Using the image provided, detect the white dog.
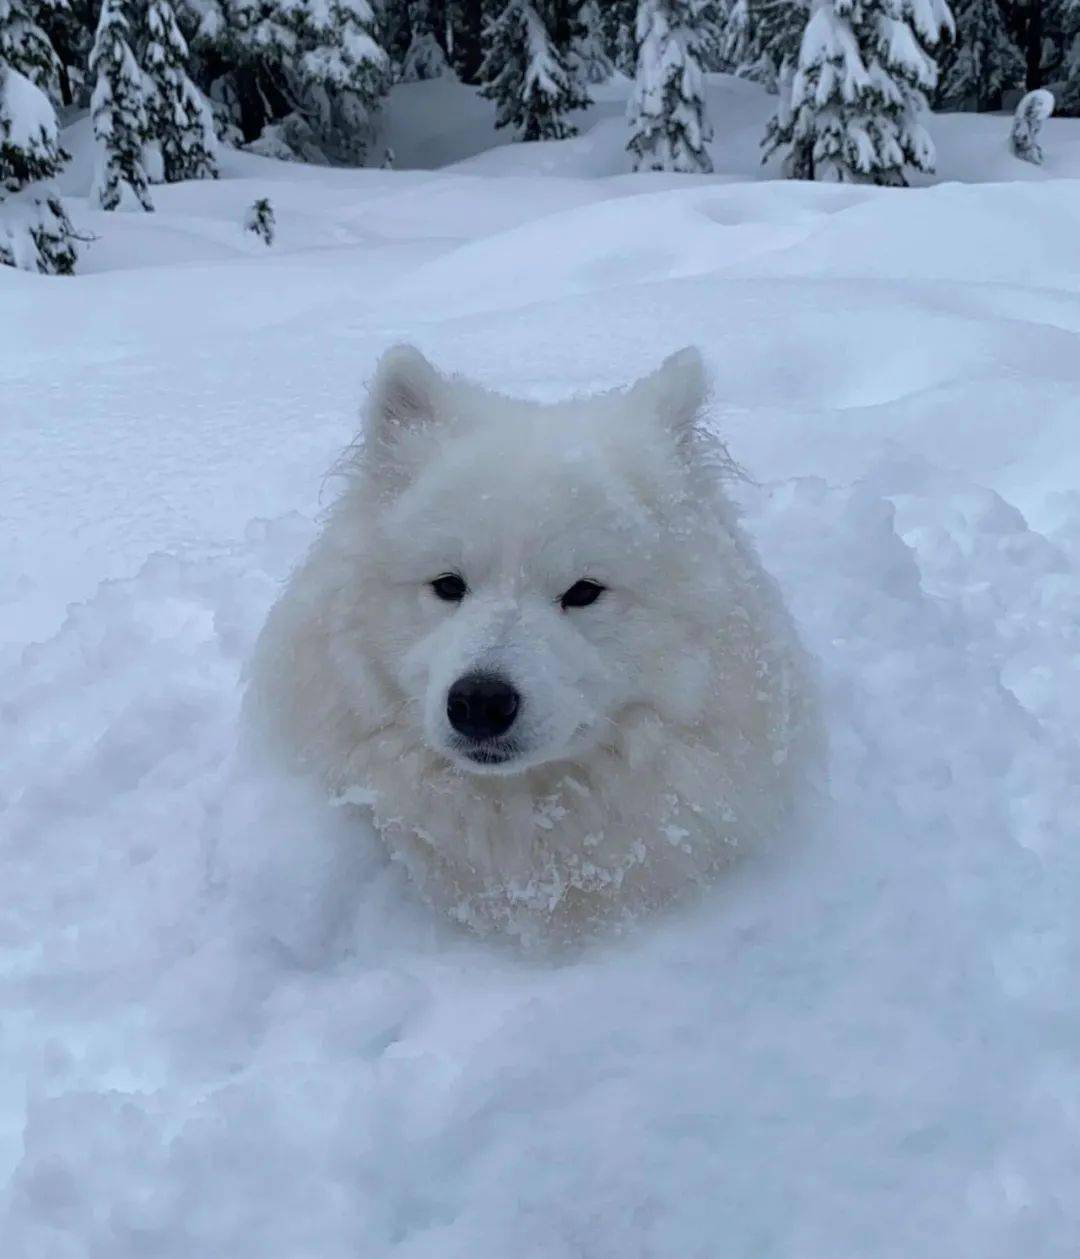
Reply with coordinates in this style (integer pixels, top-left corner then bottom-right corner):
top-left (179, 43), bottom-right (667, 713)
top-left (246, 346), bottom-right (820, 941)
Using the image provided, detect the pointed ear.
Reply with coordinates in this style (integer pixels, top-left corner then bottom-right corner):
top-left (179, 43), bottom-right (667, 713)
top-left (364, 345), bottom-right (444, 484)
top-left (368, 344), bottom-right (441, 438)
top-left (632, 347), bottom-right (709, 458)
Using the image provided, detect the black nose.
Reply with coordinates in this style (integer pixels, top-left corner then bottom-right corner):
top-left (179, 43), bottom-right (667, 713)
top-left (446, 673), bottom-right (520, 740)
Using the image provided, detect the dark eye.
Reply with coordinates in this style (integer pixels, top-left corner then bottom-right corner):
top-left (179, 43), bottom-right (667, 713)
top-left (431, 573), bottom-right (467, 602)
top-left (560, 579), bottom-right (605, 610)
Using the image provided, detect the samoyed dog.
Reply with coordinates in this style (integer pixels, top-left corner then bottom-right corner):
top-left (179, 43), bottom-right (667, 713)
top-left (246, 346), bottom-right (820, 941)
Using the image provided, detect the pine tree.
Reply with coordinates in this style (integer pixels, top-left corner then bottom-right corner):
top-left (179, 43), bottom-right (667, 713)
top-left (1058, 0), bottom-right (1080, 113)
top-left (300, 0), bottom-right (389, 161)
top-left (401, 0), bottom-right (454, 80)
top-left (600, 0), bottom-right (639, 72)
top-left (937, 0), bottom-right (1022, 109)
top-left (691, 0), bottom-right (728, 69)
top-left (401, 28), bottom-right (453, 78)
top-left (453, 0), bottom-right (490, 81)
top-left (740, 0), bottom-right (810, 85)
top-left (0, 62), bottom-right (78, 272)
top-left (0, 0), bottom-right (64, 98)
top-left (143, 0), bottom-right (218, 182)
top-left (763, 0), bottom-right (953, 185)
top-left (572, 0), bottom-right (616, 81)
top-left (89, 0), bottom-right (154, 209)
top-left (244, 194), bottom-right (274, 242)
top-left (480, 1), bottom-right (590, 140)
top-left (375, 0), bottom-right (413, 68)
top-left (196, 0), bottom-right (388, 163)
top-left (1010, 86), bottom-right (1053, 159)
top-left (627, 0), bottom-right (714, 173)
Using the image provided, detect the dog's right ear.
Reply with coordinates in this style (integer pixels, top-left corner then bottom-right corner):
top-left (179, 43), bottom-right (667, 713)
top-left (364, 345), bottom-right (444, 485)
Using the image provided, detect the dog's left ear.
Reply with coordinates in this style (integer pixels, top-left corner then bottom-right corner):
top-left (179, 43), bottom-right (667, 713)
top-left (633, 346), bottom-right (709, 460)
top-left (364, 344), bottom-right (444, 485)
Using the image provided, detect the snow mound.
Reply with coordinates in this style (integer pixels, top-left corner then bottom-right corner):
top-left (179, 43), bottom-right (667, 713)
top-left (3, 461), bottom-right (1079, 1256)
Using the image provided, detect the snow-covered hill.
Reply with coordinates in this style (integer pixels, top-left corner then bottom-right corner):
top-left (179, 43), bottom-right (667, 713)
top-left (3, 75), bottom-right (1079, 1256)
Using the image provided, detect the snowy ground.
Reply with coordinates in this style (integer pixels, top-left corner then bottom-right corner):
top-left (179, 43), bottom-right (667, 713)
top-left (3, 75), bottom-right (1080, 1256)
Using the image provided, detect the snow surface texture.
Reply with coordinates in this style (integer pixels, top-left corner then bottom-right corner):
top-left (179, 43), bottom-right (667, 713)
top-left (3, 74), bottom-right (1080, 1255)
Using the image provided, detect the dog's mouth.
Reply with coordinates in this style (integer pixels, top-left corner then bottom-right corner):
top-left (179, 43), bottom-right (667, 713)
top-left (447, 737), bottom-right (524, 774)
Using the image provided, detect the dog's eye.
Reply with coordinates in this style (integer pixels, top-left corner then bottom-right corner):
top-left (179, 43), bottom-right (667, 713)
top-left (560, 579), bottom-right (605, 610)
top-left (431, 573), bottom-right (467, 602)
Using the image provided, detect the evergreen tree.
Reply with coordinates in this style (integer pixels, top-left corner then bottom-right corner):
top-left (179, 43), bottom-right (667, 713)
top-left (453, 0), bottom-right (489, 81)
top-left (144, 0), bottom-right (217, 182)
top-left (691, 0), bottom-right (728, 69)
top-left (195, 0), bottom-right (388, 163)
top-left (0, 62), bottom-right (78, 272)
top-left (600, 0), bottom-right (640, 72)
top-left (90, 0), bottom-right (154, 209)
top-left (401, 28), bottom-right (453, 78)
top-left (401, 0), bottom-right (454, 80)
top-left (244, 194), bottom-right (274, 242)
top-left (937, 0), bottom-right (1022, 108)
top-left (0, 0), bottom-right (64, 98)
top-left (375, 0), bottom-right (413, 69)
top-left (1058, 0), bottom-right (1080, 112)
top-left (1004, 0), bottom-right (1068, 90)
top-left (627, 0), bottom-right (714, 173)
top-left (36, 0), bottom-right (93, 109)
top-left (763, 0), bottom-right (953, 185)
top-left (572, 0), bottom-right (615, 80)
top-left (1010, 85), bottom-right (1053, 159)
top-left (740, 0), bottom-right (810, 84)
top-left (480, 0), bottom-right (590, 140)
top-left (300, 0), bottom-right (389, 160)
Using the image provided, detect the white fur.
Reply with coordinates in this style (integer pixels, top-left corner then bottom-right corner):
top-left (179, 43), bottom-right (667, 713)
top-left (245, 347), bottom-right (821, 942)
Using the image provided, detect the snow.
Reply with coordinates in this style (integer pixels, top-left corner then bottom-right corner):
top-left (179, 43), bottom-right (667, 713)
top-left (0, 64), bottom-right (58, 152)
top-left (4, 72), bottom-right (1080, 1255)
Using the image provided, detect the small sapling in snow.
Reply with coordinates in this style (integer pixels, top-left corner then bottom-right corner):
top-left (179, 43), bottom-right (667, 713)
top-left (245, 197), bottom-right (275, 246)
top-left (1011, 90), bottom-right (1054, 165)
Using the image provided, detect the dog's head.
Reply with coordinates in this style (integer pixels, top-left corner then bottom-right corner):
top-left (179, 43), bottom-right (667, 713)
top-left (350, 345), bottom-right (731, 777)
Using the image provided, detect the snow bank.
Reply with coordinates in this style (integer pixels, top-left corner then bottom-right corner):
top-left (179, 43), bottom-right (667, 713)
top-left (4, 462), bottom-right (1079, 1257)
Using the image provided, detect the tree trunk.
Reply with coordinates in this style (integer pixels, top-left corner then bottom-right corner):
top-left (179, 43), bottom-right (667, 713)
top-left (430, 0), bottom-right (449, 53)
top-left (454, 0), bottom-right (486, 83)
top-left (1023, 0), bottom-right (1043, 90)
top-left (232, 64), bottom-right (292, 143)
top-left (550, 0), bottom-right (573, 48)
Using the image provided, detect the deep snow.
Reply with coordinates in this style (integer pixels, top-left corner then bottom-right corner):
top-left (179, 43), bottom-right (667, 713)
top-left (2, 74), bottom-right (1080, 1256)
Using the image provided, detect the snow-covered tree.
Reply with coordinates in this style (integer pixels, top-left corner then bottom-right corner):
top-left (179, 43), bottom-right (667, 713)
top-left (400, 0), bottom-right (454, 79)
top-left (0, 62), bottom-right (78, 272)
top-left (763, 0), bottom-right (954, 185)
top-left (193, 0), bottom-right (388, 163)
top-left (738, 0), bottom-right (810, 84)
top-left (1059, 0), bottom-right (1080, 113)
top-left (572, 1), bottom-right (616, 81)
top-left (300, 0), bottom-right (388, 160)
top-left (244, 194), bottom-right (274, 242)
top-left (627, 0), bottom-right (714, 173)
top-left (89, 0), bottom-right (154, 209)
top-left (480, 0), bottom-right (590, 140)
top-left (937, 0), bottom-right (1022, 108)
top-left (1010, 86), bottom-right (1053, 160)
top-left (143, 0), bottom-right (218, 182)
top-left (0, 0), bottom-right (64, 98)
top-left (600, 0), bottom-right (638, 72)
top-left (451, 0), bottom-right (491, 81)
top-left (690, 0), bottom-right (730, 69)
top-left (401, 28), bottom-right (453, 79)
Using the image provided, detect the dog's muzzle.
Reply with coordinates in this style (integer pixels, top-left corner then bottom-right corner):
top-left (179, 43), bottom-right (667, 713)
top-left (446, 672), bottom-right (521, 767)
